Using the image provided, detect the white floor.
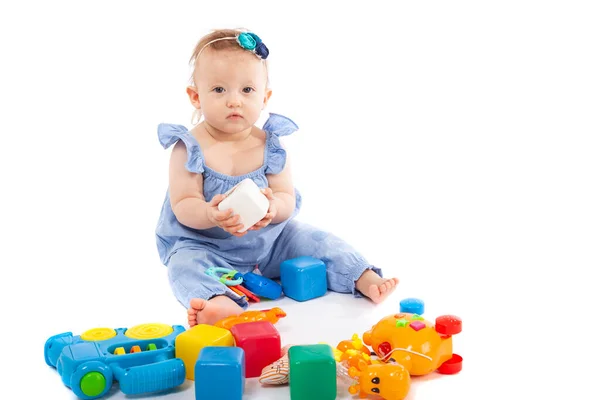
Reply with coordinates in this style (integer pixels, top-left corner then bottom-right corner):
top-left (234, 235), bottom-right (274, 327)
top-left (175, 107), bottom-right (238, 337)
top-left (34, 289), bottom-right (474, 400)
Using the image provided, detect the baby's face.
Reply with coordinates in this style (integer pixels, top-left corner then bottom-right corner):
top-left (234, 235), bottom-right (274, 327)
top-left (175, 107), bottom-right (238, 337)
top-left (193, 48), bottom-right (270, 134)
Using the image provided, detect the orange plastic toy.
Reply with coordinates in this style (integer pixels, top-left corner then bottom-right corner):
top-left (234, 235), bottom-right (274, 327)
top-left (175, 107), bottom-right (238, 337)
top-left (363, 313), bottom-right (462, 376)
top-left (214, 307), bottom-right (287, 330)
top-left (333, 334), bottom-right (372, 371)
top-left (348, 361), bottom-right (411, 400)
top-left (337, 333), bottom-right (371, 356)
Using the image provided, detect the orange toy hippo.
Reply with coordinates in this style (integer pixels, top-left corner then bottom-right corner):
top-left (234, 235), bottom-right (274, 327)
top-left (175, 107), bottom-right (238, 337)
top-left (214, 307), bottom-right (287, 330)
top-left (348, 361), bottom-right (411, 400)
top-left (363, 313), bottom-right (463, 376)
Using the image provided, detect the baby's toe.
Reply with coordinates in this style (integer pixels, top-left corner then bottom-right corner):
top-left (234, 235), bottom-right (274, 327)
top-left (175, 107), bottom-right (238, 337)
top-left (189, 298), bottom-right (207, 311)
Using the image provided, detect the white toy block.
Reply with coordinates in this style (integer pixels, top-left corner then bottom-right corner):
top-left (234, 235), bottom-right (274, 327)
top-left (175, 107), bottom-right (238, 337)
top-left (218, 178), bottom-right (270, 232)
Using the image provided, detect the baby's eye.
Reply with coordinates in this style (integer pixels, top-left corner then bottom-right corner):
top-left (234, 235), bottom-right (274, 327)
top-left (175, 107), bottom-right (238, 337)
top-left (213, 87), bottom-right (225, 93)
top-left (242, 87), bottom-right (254, 93)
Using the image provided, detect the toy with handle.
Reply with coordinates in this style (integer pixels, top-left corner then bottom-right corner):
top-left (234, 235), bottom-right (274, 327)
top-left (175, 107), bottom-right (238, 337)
top-left (44, 323), bottom-right (186, 399)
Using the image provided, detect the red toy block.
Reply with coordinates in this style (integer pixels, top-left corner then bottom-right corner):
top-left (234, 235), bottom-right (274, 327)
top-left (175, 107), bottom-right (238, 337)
top-left (230, 321), bottom-right (281, 378)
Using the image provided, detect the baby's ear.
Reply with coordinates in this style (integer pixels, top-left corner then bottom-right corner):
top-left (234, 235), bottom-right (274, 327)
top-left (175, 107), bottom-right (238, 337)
top-left (262, 88), bottom-right (273, 109)
top-left (186, 86), bottom-right (201, 109)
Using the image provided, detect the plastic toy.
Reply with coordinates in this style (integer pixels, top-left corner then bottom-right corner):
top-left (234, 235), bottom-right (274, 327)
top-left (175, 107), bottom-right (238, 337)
top-left (206, 266), bottom-right (243, 286)
top-left (362, 312), bottom-right (463, 376)
top-left (289, 344), bottom-right (337, 400)
top-left (230, 321), bottom-right (281, 378)
top-left (348, 362), bottom-right (411, 400)
top-left (332, 334), bottom-right (382, 394)
top-left (399, 297), bottom-right (424, 315)
top-left (205, 266), bottom-right (261, 302)
top-left (217, 177), bottom-right (269, 232)
top-left (259, 344), bottom-right (292, 385)
top-left (280, 256), bottom-right (327, 301)
top-left (214, 307), bottom-right (287, 330)
top-left (336, 333), bottom-right (371, 356)
top-left (242, 271), bottom-right (283, 299)
top-left (327, 300), bottom-right (463, 399)
top-left (175, 323), bottom-right (234, 380)
top-left (195, 346), bottom-right (245, 400)
top-left (44, 323), bottom-right (186, 400)
top-left (259, 334), bottom-right (372, 388)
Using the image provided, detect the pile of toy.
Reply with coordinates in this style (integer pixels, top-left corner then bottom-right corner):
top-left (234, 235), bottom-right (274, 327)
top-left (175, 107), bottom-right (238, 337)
top-left (44, 257), bottom-right (463, 400)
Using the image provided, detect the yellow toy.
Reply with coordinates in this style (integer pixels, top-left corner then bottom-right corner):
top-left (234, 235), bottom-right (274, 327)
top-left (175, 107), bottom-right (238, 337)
top-left (336, 333), bottom-right (371, 355)
top-left (175, 324), bottom-right (234, 380)
top-left (333, 334), bottom-right (373, 371)
top-left (363, 313), bottom-right (463, 376)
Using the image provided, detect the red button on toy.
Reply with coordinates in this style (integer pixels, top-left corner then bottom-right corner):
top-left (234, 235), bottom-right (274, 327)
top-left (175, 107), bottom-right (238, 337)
top-left (437, 353), bottom-right (463, 374)
top-left (435, 315), bottom-right (462, 336)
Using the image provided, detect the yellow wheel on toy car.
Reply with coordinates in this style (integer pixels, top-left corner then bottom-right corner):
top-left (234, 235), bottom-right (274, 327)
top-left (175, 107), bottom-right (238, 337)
top-left (81, 328), bottom-right (117, 342)
top-left (125, 323), bottom-right (173, 339)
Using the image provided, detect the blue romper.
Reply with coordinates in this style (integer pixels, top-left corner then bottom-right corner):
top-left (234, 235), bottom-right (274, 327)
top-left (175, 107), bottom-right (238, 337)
top-left (155, 113), bottom-right (382, 309)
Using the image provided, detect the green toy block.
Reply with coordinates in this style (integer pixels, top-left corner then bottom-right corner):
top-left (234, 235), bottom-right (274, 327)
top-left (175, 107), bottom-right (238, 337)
top-left (288, 344), bottom-right (336, 400)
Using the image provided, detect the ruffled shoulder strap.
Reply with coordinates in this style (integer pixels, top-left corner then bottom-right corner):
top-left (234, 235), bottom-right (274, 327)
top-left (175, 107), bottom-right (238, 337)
top-left (263, 113), bottom-right (298, 175)
top-left (262, 113), bottom-right (299, 137)
top-left (157, 123), bottom-right (204, 174)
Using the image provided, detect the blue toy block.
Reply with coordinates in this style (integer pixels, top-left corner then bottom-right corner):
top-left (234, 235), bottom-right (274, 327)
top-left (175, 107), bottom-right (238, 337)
top-left (195, 346), bottom-right (245, 400)
top-left (400, 297), bottom-right (425, 315)
top-left (280, 256), bottom-right (327, 302)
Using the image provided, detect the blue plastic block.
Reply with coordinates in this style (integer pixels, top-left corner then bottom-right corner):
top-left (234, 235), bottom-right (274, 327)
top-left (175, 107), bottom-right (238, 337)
top-left (280, 256), bottom-right (327, 302)
top-left (195, 346), bottom-right (245, 400)
top-left (400, 298), bottom-right (425, 315)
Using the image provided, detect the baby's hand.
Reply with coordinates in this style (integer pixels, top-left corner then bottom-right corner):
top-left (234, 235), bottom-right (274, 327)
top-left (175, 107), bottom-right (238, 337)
top-left (248, 188), bottom-right (278, 232)
top-left (206, 194), bottom-right (247, 237)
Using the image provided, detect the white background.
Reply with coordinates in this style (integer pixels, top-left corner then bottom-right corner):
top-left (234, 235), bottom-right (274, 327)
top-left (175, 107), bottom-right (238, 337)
top-left (1, 1), bottom-right (599, 399)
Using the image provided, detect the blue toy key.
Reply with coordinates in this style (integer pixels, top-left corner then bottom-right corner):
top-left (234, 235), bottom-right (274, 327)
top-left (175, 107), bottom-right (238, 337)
top-left (242, 272), bottom-right (282, 300)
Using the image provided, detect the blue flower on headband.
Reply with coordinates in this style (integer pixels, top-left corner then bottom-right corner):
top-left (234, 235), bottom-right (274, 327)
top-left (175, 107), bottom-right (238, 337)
top-left (236, 32), bottom-right (269, 59)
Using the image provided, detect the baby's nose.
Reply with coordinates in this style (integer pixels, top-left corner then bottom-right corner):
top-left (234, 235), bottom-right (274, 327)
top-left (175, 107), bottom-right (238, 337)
top-left (227, 93), bottom-right (242, 107)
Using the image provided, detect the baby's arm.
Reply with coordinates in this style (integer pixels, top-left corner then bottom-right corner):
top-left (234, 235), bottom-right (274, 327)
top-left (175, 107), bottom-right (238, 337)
top-left (266, 150), bottom-right (296, 224)
top-left (168, 141), bottom-right (215, 229)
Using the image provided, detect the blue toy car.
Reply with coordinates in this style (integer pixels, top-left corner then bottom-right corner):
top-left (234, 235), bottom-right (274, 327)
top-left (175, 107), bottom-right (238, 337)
top-left (44, 323), bottom-right (186, 399)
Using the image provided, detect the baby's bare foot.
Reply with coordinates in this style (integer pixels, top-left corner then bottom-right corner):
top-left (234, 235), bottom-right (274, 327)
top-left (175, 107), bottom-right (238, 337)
top-left (356, 269), bottom-right (400, 304)
top-left (367, 277), bottom-right (400, 304)
top-left (187, 296), bottom-right (244, 327)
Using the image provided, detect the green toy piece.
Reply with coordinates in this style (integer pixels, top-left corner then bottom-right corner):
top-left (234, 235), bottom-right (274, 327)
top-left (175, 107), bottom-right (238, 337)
top-left (288, 344), bottom-right (336, 400)
top-left (80, 372), bottom-right (106, 397)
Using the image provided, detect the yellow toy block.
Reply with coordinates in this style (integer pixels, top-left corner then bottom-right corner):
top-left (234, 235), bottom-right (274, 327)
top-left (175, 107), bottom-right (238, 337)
top-left (175, 324), bottom-right (234, 380)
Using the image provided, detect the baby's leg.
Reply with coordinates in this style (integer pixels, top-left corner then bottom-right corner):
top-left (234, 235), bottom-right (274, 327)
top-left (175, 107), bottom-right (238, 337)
top-left (167, 247), bottom-right (250, 326)
top-left (261, 220), bottom-right (398, 303)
